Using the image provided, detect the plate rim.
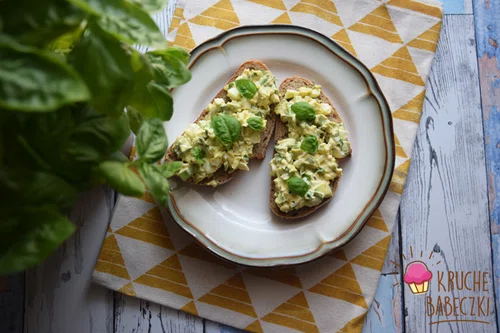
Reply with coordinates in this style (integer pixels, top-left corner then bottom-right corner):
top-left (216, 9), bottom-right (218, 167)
top-left (165, 24), bottom-right (396, 267)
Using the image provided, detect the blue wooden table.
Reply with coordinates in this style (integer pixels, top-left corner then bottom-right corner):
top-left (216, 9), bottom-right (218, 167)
top-left (1, 1), bottom-right (499, 332)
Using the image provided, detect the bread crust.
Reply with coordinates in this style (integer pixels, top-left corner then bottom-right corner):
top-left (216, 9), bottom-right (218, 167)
top-left (270, 77), bottom-right (352, 219)
top-left (165, 61), bottom-right (277, 186)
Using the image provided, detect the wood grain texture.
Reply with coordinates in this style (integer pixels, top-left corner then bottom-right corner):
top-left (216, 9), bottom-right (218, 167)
top-left (114, 294), bottom-right (203, 333)
top-left (473, 0), bottom-right (500, 329)
top-left (0, 274), bottom-right (24, 333)
top-left (400, 14), bottom-right (497, 333)
top-left (24, 186), bottom-right (115, 333)
top-left (363, 274), bottom-right (403, 333)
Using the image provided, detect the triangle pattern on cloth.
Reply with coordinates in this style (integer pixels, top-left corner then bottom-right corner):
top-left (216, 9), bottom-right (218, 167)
top-left (348, 5), bottom-right (402, 44)
top-left (365, 209), bottom-right (389, 232)
top-left (180, 301), bottom-right (199, 316)
top-left (198, 274), bottom-right (258, 318)
top-left (261, 292), bottom-right (319, 333)
top-left (387, 0), bottom-right (442, 19)
top-left (134, 254), bottom-right (193, 299)
top-left (245, 267), bottom-right (302, 288)
top-left (331, 249), bottom-right (348, 261)
top-left (389, 159), bottom-right (411, 195)
top-left (395, 134), bottom-right (408, 159)
top-left (408, 22), bottom-right (441, 52)
top-left (178, 242), bottom-right (236, 269)
top-left (290, 0), bottom-right (342, 26)
top-left (245, 320), bottom-right (264, 333)
top-left (232, 0), bottom-right (286, 25)
top-left (172, 22), bottom-right (196, 51)
top-left (114, 206), bottom-right (174, 250)
top-left (94, 234), bottom-right (131, 280)
top-left (189, 0), bottom-right (240, 31)
top-left (333, 0), bottom-right (379, 28)
top-left (308, 263), bottom-right (368, 309)
top-left (118, 282), bottom-right (136, 297)
top-left (338, 313), bottom-right (366, 333)
top-left (272, 12), bottom-right (292, 24)
top-left (332, 29), bottom-right (357, 57)
top-left (168, 7), bottom-right (185, 33)
top-left (351, 236), bottom-right (391, 271)
top-left (393, 90), bottom-right (425, 123)
top-left (371, 46), bottom-right (425, 86)
top-left (248, 0), bottom-right (287, 11)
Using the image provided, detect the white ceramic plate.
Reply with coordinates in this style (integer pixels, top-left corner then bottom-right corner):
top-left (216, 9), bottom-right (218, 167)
top-left (165, 25), bottom-right (395, 267)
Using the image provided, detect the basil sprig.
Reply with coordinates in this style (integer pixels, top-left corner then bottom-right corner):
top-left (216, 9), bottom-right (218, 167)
top-left (211, 115), bottom-right (241, 149)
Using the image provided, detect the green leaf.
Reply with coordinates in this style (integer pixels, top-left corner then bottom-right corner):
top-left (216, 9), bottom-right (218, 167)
top-left (235, 79), bottom-right (257, 99)
top-left (163, 46), bottom-right (190, 65)
top-left (291, 102), bottom-right (316, 122)
top-left (0, 169), bottom-right (78, 211)
top-left (287, 176), bottom-right (310, 197)
top-left (0, 208), bottom-right (75, 274)
top-left (247, 117), bottom-right (264, 131)
top-left (147, 82), bottom-right (174, 120)
top-left (0, 38), bottom-right (90, 112)
top-left (68, 0), bottom-right (165, 47)
top-left (146, 50), bottom-right (192, 88)
top-left (160, 161), bottom-right (183, 178)
top-left (47, 23), bottom-right (87, 55)
top-left (139, 163), bottom-right (170, 205)
top-left (107, 151), bottom-right (129, 163)
top-left (211, 115), bottom-right (241, 149)
top-left (126, 106), bottom-right (145, 135)
top-left (98, 161), bottom-right (145, 196)
top-left (301, 135), bottom-right (318, 154)
top-left (66, 107), bottom-right (130, 164)
top-left (129, 0), bottom-right (169, 12)
top-left (136, 118), bottom-right (168, 163)
top-left (192, 147), bottom-right (205, 164)
top-left (69, 25), bottom-right (135, 116)
top-left (0, 0), bottom-right (86, 47)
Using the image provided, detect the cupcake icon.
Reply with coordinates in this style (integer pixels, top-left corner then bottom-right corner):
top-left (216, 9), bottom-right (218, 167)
top-left (404, 261), bottom-right (432, 294)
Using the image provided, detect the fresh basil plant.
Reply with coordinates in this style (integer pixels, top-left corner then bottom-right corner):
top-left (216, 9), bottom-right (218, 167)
top-left (0, 0), bottom-right (191, 274)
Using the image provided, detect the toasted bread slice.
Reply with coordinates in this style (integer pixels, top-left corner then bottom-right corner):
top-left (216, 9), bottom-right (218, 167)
top-left (166, 60), bottom-right (277, 186)
top-left (270, 77), bottom-right (352, 219)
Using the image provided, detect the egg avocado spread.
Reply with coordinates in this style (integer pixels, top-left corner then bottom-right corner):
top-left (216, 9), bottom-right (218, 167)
top-left (172, 69), bottom-right (280, 187)
top-left (270, 85), bottom-right (351, 213)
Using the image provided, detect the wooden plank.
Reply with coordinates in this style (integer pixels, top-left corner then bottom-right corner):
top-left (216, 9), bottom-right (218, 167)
top-left (24, 186), bottom-right (115, 333)
top-left (114, 294), bottom-right (203, 333)
top-left (400, 14), bottom-right (497, 332)
top-left (0, 274), bottom-right (24, 333)
top-left (363, 274), bottom-right (404, 333)
top-left (473, 0), bottom-right (500, 329)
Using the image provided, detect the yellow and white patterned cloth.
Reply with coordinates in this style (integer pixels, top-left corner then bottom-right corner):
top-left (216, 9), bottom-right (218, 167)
top-left (92, 0), bottom-right (443, 332)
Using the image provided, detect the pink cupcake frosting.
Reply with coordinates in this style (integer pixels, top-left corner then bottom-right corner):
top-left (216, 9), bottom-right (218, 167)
top-left (404, 261), bottom-right (432, 284)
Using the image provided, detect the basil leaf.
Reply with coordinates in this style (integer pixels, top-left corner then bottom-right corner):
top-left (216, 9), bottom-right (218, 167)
top-left (0, 0), bottom-right (85, 47)
top-left (0, 38), bottom-right (90, 112)
top-left (66, 106), bottom-right (130, 163)
top-left (235, 79), bottom-right (257, 99)
top-left (139, 164), bottom-right (169, 206)
top-left (160, 161), bottom-right (183, 178)
top-left (130, 0), bottom-right (169, 12)
top-left (136, 118), bottom-right (168, 163)
top-left (211, 115), bottom-right (241, 149)
top-left (192, 147), bottom-right (205, 164)
top-left (0, 169), bottom-right (78, 211)
top-left (147, 82), bottom-right (174, 120)
top-left (70, 25), bottom-right (135, 116)
top-left (98, 161), bottom-right (145, 196)
top-left (287, 176), bottom-right (310, 197)
top-left (163, 46), bottom-right (190, 65)
top-left (301, 135), bottom-right (318, 154)
top-left (126, 106), bottom-right (144, 135)
top-left (291, 102), bottom-right (316, 122)
top-left (247, 117), bottom-right (264, 131)
top-left (146, 50), bottom-right (191, 89)
top-left (107, 151), bottom-right (129, 163)
top-left (68, 0), bottom-right (165, 47)
top-left (0, 208), bottom-right (75, 274)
